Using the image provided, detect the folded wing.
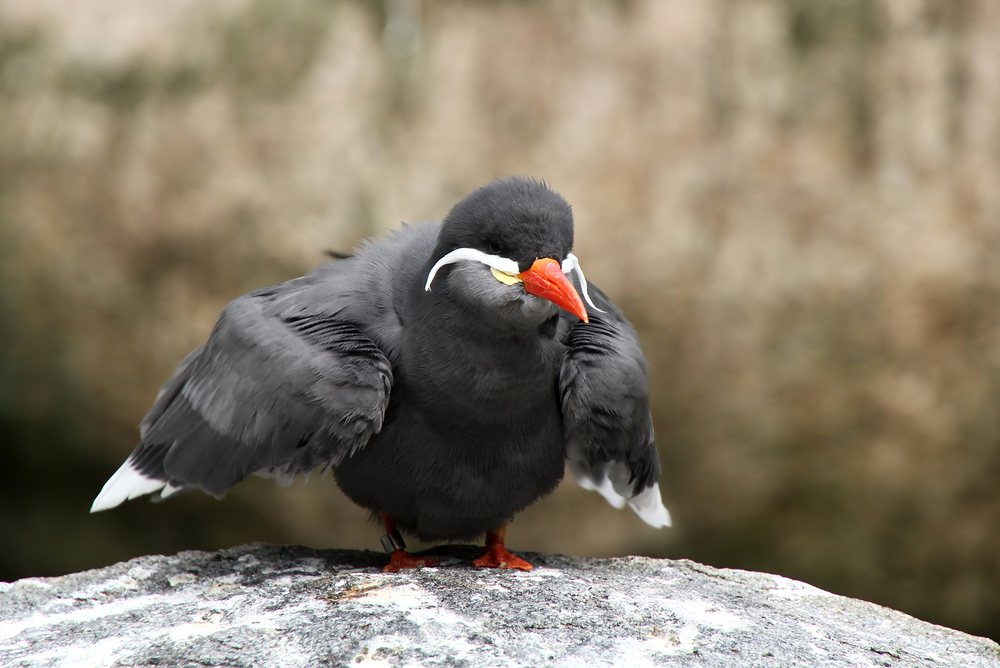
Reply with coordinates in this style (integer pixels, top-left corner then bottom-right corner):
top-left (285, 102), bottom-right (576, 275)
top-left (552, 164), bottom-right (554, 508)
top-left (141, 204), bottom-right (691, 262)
top-left (559, 287), bottom-right (671, 528)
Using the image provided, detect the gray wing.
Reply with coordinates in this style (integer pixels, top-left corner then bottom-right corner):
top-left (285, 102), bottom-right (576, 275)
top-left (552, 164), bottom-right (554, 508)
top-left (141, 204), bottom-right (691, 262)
top-left (91, 279), bottom-right (392, 510)
top-left (559, 284), bottom-right (671, 527)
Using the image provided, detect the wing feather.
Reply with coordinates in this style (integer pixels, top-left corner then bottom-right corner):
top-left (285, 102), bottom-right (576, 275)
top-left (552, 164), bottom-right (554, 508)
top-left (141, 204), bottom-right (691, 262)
top-left (91, 283), bottom-right (393, 511)
top-left (559, 288), bottom-right (671, 528)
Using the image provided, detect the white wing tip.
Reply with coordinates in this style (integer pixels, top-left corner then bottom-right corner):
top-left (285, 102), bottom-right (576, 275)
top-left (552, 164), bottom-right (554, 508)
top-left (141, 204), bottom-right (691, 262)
top-left (159, 484), bottom-right (184, 499)
top-left (591, 477), bottom-right (628, 509)
top-left (90, 460), bottom-right (167, 512)
top-left (569, 463), bottom-right (628, 509)
top-left (627, 482), bottom-right (672, 528)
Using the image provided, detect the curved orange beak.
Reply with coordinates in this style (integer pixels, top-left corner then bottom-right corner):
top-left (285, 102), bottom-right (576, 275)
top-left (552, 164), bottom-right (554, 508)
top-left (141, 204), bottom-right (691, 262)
top-left (518, 258), bottom-right (589, 322)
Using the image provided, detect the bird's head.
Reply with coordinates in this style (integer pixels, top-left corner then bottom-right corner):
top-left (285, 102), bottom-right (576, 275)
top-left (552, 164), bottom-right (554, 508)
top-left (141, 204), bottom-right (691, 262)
top-left (424, 177), bottom-right (600, 329)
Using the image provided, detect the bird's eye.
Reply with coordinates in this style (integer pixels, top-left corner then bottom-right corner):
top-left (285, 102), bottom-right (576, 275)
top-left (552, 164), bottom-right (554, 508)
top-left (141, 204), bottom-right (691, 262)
top-left (487, 241), bottom-right (502, 255)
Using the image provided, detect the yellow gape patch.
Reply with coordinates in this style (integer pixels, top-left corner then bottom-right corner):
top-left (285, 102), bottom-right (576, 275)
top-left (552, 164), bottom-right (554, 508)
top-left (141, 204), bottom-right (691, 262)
top-left (491, 267), bottom-right (522, 285)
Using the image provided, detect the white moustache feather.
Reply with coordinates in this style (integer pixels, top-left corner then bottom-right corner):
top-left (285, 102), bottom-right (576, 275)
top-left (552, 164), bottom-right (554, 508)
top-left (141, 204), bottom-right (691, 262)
top-left (425, 248), bottom-right (605, 313)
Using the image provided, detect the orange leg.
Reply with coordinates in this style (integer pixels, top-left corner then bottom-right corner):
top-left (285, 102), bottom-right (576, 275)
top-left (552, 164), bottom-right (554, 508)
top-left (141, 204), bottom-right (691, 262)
top-left (380, 512), bottom-right (439, 573)
top-left (473, 526), bottom-right (533, 570)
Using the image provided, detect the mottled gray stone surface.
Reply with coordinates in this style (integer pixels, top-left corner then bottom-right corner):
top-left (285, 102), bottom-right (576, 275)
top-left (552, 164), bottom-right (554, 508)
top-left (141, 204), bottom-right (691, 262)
top-left (1, 543), bottom-right (997, 667)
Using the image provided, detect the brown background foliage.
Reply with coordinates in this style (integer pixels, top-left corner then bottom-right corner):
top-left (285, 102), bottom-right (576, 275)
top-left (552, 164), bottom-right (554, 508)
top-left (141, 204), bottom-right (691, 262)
top-left (1, 0), bottom-right (998, 641)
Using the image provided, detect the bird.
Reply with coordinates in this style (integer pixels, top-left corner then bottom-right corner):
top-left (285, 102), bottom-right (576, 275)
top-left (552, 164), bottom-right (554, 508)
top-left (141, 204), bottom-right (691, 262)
top-left (90, 177), bottom-right (671, 572)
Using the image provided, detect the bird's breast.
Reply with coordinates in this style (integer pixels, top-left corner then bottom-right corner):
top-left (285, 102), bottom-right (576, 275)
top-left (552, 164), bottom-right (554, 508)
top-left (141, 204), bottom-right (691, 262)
top-left (399, 328), bottom-right (564, 424)
top-left (333, 328), bottom-right (568, 540)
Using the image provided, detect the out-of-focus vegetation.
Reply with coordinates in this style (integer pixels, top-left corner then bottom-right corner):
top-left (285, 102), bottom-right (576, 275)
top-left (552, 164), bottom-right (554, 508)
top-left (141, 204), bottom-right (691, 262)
top-left (1, 0), bottom-right (998, 641)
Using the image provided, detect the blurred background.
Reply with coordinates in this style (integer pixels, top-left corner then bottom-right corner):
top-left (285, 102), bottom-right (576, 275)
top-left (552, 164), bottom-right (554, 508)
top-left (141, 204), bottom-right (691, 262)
top-left (1, 0), bottom-right (998, 641)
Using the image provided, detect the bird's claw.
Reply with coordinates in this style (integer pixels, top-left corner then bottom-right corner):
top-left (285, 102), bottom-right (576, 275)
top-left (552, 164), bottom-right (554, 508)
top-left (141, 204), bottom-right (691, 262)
top-left (383, 550), bottom-right (440, 573)
top-left (473, 545), bottom-right (534, 570)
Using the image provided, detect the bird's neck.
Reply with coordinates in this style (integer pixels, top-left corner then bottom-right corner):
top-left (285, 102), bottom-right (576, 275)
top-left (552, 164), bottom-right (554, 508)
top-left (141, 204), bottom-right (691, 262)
top-left (400, 282), bottom-right (563, 419)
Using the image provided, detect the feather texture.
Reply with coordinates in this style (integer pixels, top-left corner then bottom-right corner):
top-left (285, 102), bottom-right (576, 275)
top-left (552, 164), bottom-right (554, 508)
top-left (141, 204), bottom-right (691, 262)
top-left (559, 284), bottom-right (670, 527)
top-left (92, 178), bottom-right (671, 541)
top-left (91, 279), bottom-right (393, 508)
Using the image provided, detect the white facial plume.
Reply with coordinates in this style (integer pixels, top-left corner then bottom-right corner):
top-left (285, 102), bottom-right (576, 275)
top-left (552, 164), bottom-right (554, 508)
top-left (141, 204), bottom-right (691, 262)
top-left (424, 248), bottom-right (519, 291)
top-left (560, 253), bottom-right (604, 313)
top-left (425, 247), bottom-right (605, 313)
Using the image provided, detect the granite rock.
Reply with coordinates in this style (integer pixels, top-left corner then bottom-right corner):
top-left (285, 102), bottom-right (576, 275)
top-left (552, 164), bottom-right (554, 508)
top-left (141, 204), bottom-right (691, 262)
top-left (1, 543), bottom-right (997, 667)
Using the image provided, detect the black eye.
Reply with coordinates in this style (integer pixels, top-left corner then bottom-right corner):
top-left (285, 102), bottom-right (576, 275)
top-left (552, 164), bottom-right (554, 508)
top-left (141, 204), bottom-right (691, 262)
top-left (487, 241), bottom-right (501, 255)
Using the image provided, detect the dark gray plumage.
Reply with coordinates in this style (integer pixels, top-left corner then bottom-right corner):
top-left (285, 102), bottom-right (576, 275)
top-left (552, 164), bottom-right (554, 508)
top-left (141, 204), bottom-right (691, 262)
top-left (91, 177), bottom-right (670, 567)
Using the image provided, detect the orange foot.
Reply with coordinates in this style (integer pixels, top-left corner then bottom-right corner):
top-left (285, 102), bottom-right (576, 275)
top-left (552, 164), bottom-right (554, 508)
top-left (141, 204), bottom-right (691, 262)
top-left (383, 550), bottom-right (440, 573)
top-left (473, 547), bottom-right (533, 570)
top-left (473, 527), bottom-right (533, 570)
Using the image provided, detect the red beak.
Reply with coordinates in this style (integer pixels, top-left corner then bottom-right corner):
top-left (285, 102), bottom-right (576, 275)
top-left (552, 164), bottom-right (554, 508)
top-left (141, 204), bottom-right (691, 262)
top-left (518, 258), bottom-right (589, 323)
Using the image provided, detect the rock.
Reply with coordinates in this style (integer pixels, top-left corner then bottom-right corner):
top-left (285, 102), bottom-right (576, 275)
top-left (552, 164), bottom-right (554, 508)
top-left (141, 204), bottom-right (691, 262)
top-left (0, 543), bottom-right (997, 667)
